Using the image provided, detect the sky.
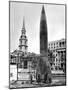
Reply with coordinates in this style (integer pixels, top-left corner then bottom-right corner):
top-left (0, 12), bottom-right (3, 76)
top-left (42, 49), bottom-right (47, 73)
top-left (10, 2), bottom-right (65, 54)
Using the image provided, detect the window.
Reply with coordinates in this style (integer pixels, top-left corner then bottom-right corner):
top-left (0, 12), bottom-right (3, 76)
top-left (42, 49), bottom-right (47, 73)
top-left (59, 42), bottom-right (61, 47)
top-left (25, 36), bottom-right (26, 38)
top-left (49, 44), bottom-right (50, 47)
top-left (24, 61), bottom-right (27, 69)
top-left (21, 40), bottom-right (22, 44)
top-left (10, 73), bottom-right (13, 77)
top-left (21, 35), bottom-right (22, 38)
top-left (56, 58), bottom-right (58, 61)
top-left (51, 43), bottom-right (53, 46)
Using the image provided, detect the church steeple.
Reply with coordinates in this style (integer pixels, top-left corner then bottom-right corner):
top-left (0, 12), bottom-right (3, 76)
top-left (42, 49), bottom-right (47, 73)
top-left (19, 18), bottom-right (28, 54)
top-left (22, 17), bottom-right (25, 29)
top-left (21, 17), bottom-right (26, 35)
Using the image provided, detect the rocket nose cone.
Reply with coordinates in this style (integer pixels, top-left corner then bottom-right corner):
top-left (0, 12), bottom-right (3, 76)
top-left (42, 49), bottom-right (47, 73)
top-left (42, 5), bottom-right (45, 14)
top-left (41, 5), bottom-right (46, 21)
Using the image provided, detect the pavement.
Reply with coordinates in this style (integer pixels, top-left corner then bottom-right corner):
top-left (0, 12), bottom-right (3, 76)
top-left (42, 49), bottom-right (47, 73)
top-left (10, 76), bottom-right (66, 89)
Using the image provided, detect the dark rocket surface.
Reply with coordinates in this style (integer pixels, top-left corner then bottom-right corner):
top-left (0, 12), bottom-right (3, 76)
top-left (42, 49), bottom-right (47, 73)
top-left (40, 5), bottom-right (48, 56)
top-left (38, 5), bottom-right (52, 82)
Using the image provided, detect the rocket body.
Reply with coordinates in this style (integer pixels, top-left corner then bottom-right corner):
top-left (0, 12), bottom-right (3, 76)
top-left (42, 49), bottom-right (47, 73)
top-left (40, 6), bottom-right (48, 56)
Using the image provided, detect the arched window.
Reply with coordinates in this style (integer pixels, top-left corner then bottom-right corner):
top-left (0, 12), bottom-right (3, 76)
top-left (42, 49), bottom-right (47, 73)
top-left (24, 61), bottom-right (27, 69)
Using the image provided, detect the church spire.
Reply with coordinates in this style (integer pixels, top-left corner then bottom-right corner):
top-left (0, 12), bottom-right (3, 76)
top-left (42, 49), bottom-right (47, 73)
top-left (21, 17), bottom-right (26, 35)
top-left (22, 17), bottom-right (25, 29)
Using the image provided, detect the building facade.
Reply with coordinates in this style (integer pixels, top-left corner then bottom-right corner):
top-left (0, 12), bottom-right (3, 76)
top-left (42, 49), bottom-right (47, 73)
top-left (48, 39), bottom-right (66, 73)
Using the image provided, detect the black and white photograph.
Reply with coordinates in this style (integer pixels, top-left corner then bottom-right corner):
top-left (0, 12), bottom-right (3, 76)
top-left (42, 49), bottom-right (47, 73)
top-left (9, 1), bottom-right (66, 89)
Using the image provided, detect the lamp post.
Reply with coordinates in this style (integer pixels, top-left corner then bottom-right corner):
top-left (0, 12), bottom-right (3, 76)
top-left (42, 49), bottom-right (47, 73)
top-left (17, 53), bottom-right (20, 81)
